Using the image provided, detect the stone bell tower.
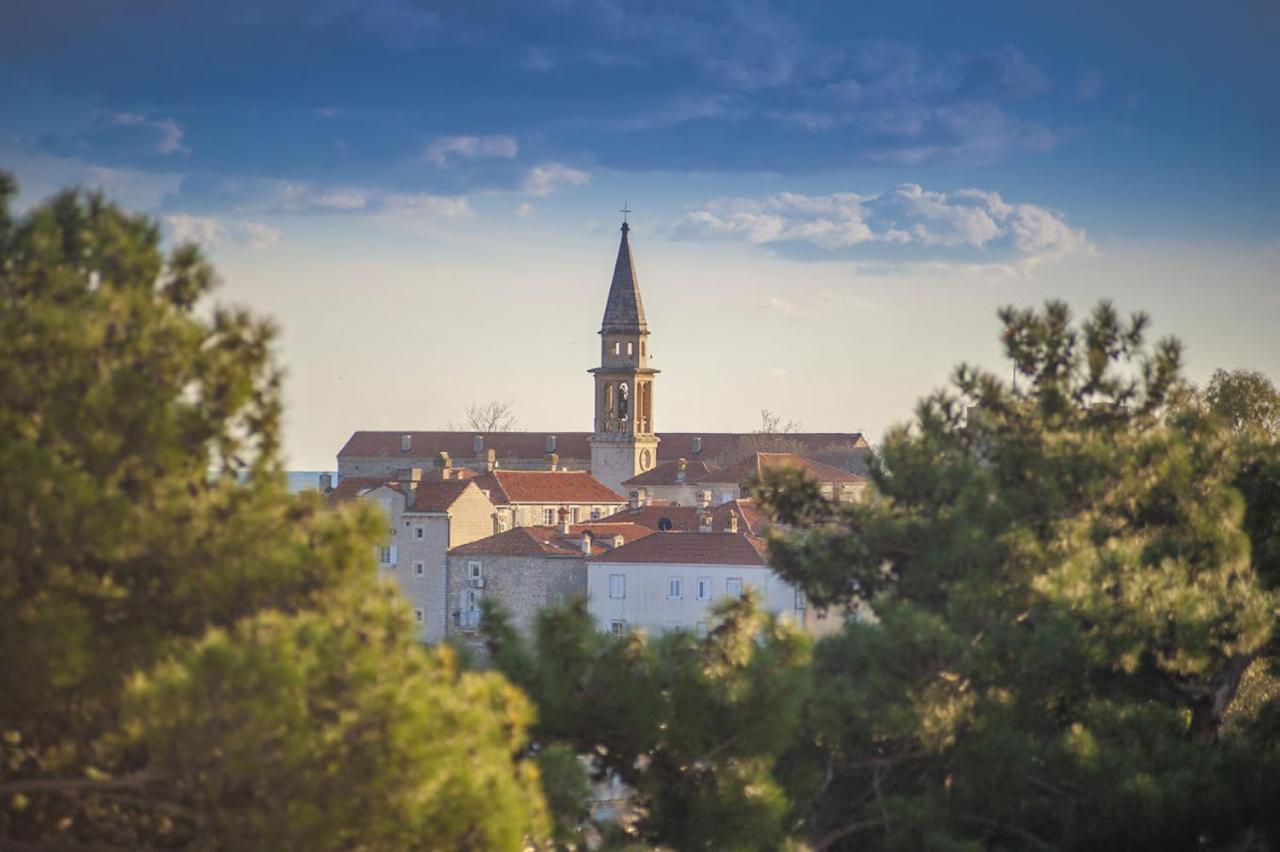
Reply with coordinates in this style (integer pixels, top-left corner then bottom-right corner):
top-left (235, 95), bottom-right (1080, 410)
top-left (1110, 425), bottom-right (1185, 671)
top-left (588, 219), bottom-right (659, 495)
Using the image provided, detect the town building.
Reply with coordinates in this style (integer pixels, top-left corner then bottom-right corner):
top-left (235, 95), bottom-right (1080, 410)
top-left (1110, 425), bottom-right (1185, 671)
top-left (332, 220), bottom-right (870, 642)
top-left (327, 470), bottom-right (496, 642)
top-left (585, 514), bottom-right (843, 639)
top-left (446, 518), bottom-right (654, 640)
top-left (469, 469), bottom-right (628, 530)
top-left (336, 222), bottom-right (870, 493)
top-left (620, 451), bottom-right (868, 507)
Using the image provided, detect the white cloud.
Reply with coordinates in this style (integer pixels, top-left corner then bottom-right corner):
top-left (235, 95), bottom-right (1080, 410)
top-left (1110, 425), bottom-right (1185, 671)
top-left (514, 201), bottom-right (535, 217)
top-left (675, 184), bottom-right (1092, 271)
top-left (107, 112), bottom-right (188, 155)
top-left (521, 162), bottom-right (591, 197)
top-left (424, 134), bottom-right (519, 167)
top-left (166, 214), bottom-right (280, 249)
top-left (382, 192), bottom-right (474, 218)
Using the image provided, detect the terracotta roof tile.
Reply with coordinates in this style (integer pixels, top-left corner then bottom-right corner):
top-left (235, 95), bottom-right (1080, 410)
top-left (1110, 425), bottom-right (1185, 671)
top-left (718, 452), bottom-right (868, 486)
top-left (590, 531), bottom-right (770, 566)
top-left (337, 431), bottom-right (864, 464)
top-left (411, 480), bottom-right (486, 513)
top-left (598, 499), bottom-right (769, 535)
top-left (325, 476), bottom-right (489, 514)
top-left (469, 470), bottom-right (625, 504)
top-left (622, 459), bottom-right (726, 487)
top-left (326, 476), bottom-right (394, 505)
top-left (449, 522), bottom-right (655, 558)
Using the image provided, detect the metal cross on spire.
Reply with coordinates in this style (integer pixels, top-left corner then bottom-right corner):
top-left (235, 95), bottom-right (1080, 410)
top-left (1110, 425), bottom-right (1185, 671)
top-left (620, 199), bottom-right (631, 224)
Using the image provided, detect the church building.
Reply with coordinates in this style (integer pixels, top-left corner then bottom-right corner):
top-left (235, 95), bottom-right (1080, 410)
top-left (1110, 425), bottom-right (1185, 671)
top-left (336, 221), bottom-right (869, 495)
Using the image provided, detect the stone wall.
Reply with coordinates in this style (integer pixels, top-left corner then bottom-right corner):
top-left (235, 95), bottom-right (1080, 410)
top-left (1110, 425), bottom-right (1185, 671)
top-left (446, 553), bottom-right (587, 639)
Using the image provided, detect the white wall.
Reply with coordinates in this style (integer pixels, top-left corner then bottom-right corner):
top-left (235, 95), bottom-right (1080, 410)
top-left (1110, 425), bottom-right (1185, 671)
top-left (585, 561), bottom-right (807, 635)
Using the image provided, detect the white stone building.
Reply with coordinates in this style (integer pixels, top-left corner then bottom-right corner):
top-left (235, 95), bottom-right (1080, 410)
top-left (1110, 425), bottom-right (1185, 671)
top-left (586, 517), bottom-right (843, 639)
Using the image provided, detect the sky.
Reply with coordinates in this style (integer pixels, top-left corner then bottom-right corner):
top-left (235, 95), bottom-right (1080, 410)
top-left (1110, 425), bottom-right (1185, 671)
top-left (3, 0), bottom-right (1278, 468)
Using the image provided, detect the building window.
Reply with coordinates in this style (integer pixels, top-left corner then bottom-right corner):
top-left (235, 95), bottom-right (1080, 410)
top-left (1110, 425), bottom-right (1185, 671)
top-left (414, 526), bottom-right (424, 540)
top-left (667, 577), bottom-right (683, 600)
top-left (414, 561), bottom-right (425, 577)
top-left (696, 577), bottom-right (712, 601)
top-left (590, 506), bottom-right (602, 520)
top-left (795, 588), bottom-right (807, 611)
top-left (413, 608), bottom-right (424, 624)
top-left (613, 341), bottom-right (620, 355)
top-left (627, 341), bottom-right (633, 355)
top-left (609, 620), bottom-right (627, 637)
top-left (571, 506), bottom-right (581, 523)
top-left (378, 545), bottom-right (397, 566)
top-left (543, 508), bottom-right (556, 525)
top-left (726, 577), bottom-right (743, 598)
top-left (695, 622), bottom-right (708, 638)
top-left (609, 574), bottom-right (626, 599)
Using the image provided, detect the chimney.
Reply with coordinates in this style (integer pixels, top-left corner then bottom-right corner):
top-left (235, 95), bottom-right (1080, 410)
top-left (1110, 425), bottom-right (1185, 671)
top-left (612, 534), bottom-right (624, 548)
top-left (473, 434), bottom-right (484, 455)
top-left (580, 531), bottom-right (592, 555)
top-left (629, 490), bottom-right (641, 510)
top-left (639, 488), bottom-right (649, 507)
top-left (319, 472), bottom-right (333, 493)
top-left (698, 511), bottom-right (713, 533)
top-left (401, 434), bottom-right (412, 453)
top-left (691, 436), bottom-right (702, 455)
top-left (546, 452), bottom-right (559, 471)
top-left (697, 490), bottom-right (711, 510)
top-left (435, 451), bottom-right (452, 480)
top-left (546, 435), bottom-right (557, 453)
top-left (557, 507), bottom-right (571, 534)
top-left (398, 467), bottom-right (422, 500)
top-left (484, 448), bottom-right (496, 473)
top-left (725, 511), bottom-right (739, 534)
top-left (676, 457), bottom-right (688, 483)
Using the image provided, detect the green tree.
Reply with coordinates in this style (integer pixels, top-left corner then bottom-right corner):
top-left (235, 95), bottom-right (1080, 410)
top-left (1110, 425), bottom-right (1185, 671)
top-left (0, 177), bottom-right (548, 849)
top-left (482, 594), bottom-right (812, 850)
top-left (1200, 369), bottom-right (1280, 740)
top-left (759, 301), bottom-right (1280, 849)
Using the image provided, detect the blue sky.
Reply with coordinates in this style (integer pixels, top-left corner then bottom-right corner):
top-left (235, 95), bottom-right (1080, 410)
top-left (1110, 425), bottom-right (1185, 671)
top-left (3, 0), bottom-right (1278, 467)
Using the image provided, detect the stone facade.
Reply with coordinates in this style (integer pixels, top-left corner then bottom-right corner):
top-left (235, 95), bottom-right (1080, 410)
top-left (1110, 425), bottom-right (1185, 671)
top-left (446, 552), bottom-right (586, 639)
top-left (333, 477), bottom-right (497, 642)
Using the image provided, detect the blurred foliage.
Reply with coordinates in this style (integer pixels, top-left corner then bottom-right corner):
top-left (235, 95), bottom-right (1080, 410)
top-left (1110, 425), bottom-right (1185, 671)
top-left (757, 301), bottom-right (1280, 849)
top-left (482, 592), bottom-right (812, 850)
top-left (0, 175), bottom-right (548, 849)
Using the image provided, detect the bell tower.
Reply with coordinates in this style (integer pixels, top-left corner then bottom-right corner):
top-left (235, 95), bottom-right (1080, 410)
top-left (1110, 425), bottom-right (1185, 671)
top-left (588, 219), bottom-right (659, 495)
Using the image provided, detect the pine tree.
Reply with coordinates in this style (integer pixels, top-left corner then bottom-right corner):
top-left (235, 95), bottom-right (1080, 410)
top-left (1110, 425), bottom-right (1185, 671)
top-left (758, 301), bottom-right (1280, 848)
top-left (0, 177), bottom-right (549, 849)
top-left (483, 593), bottom-right (812, 850)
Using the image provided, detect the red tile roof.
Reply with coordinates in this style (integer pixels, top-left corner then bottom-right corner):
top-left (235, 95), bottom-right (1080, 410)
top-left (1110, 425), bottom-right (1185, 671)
top-left (590, 531), bottom-right (770, 566)
top-left (717, 452), bottom-right (868, 486)
top-left (338, 431), bottom-right (865, 463)
top-left (598, 499), bottom-right (769, 535)
top-left (449, 522), bottom-right (655, 558)
top-left (325, 476), bottom-right (397, 505)
top-left (325, 477), bottom-right (489, 514)
top-left (411, 480), bottom-right (486, 513)
top-left (470, 470), bottom-right (625, 505)
top-left (621, 459), bottom-right (728, 487)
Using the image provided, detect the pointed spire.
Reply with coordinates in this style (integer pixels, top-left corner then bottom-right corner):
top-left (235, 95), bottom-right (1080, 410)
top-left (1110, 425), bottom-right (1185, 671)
top-left (601, 220), bottom-right (648, 334)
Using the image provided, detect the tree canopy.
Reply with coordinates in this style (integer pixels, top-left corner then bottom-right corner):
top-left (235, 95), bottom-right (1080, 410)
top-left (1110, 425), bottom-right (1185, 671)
top-left (0, 176), bottom-right (549, 849)
top-left (758, 301), bottom-right (1280, 848)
